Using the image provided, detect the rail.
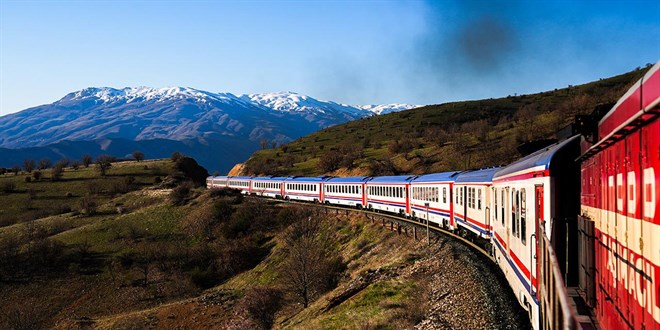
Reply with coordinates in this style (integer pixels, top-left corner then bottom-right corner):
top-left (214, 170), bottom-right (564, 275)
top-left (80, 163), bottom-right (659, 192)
top-left (259, 196), bottom-right (495, 263)
top-left (538, 223), bottom-right (579, 330)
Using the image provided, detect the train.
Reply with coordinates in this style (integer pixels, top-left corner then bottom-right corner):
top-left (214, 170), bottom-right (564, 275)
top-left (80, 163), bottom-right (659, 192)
top-left (206, 60), bottom-right (659, 330)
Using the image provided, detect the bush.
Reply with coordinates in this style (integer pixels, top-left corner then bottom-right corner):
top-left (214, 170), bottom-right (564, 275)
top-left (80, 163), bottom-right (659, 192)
top-left (79, 196), bottom-right (98, 215)
top-left (32, 171), bottom-right (42, 181)
top-left (153, 176), bottom-right (162, 184)
top-left (238, 287), bottom-right (283, 329)
top-left (24, 176), bottom-right (32, 183)
top-left (170, 181), bottom-right (194, 205)
top-left (1, 181), bottom-right (16, 193)
top-left (188, 267), bottom-right (219, 289)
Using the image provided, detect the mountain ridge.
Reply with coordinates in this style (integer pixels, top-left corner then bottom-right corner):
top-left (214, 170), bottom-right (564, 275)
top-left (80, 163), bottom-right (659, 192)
top-left (0, 87), bottom-right (418, 172)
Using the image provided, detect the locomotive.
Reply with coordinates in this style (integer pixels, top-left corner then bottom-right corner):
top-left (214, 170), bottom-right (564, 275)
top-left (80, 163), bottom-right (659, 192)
top-left (206, 60), bottom-right (659, 330)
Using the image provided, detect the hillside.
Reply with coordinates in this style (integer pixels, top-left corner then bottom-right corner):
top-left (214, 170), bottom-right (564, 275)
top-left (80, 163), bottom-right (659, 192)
top-left (243, 65), bottom-right (650, 176)
top-left (0, 159), bottom-right (527, 329)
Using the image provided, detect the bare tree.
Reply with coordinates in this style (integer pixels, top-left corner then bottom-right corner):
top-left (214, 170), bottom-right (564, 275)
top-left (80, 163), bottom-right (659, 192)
top-left (82, 154), bottom-right (93, 168)
top-left (95, 155), bottom-right (113, 176)
top-left (38, 158), bottom-right (52, 170)
top-left (132, 150), bottom-right (145, 162)
top-left (51, 164), bottom-right (64, 181)
top-left (23, 159), bottom-right (35, 173)
top-left (260, 139), bottom-right (269, 150)
top-left (171, 151), bottom-right (183, 162)
top-left (282, 215), bottom-right (343, 308)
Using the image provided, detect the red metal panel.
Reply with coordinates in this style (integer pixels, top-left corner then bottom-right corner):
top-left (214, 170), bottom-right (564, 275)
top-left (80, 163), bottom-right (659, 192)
top-left (642, 63), bottom-right (660, 112)
top-left (599, 82), bottom-right (642, 141)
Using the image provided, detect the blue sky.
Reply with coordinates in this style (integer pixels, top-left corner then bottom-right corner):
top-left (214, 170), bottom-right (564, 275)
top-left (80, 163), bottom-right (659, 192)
top-left (0, 0), bottom-right (658, 116)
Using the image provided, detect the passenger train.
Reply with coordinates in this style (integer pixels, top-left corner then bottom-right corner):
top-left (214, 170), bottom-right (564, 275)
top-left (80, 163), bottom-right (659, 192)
top-left (207, 60), bottom-right (659, 330)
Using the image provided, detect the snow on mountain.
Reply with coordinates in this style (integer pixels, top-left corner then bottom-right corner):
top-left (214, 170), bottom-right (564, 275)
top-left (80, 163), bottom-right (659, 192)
top-left (0, 87), bottom-right (420, 171)
top-left (358, 104), bottom-right (419, 115)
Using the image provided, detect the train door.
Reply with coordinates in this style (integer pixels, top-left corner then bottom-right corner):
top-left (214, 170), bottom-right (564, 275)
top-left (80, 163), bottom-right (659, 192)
top-left (463, 186), bottom-right (468, 226)
top-left (534, 185), bottom-right (544, 298)
top-left (505, 187), bottom-right (511, 256)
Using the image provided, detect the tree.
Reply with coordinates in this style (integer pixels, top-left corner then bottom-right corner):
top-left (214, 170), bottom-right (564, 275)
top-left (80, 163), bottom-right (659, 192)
top-left (132, 150), bottom-right (145, 162)
top-left (56, 158), bottom-right (70, 168)
top-left (10, 166), bottom-right (20, 176)
top-left (38, 158), bottom-right (52, 170)
top-left (318, 150), bottom-right (343, 172)
top-left (82, 154), bottom-right (93, 168)
top-left (51, 164), bottom-right (64, 181)
top-left (95, 155), bottom-right (113, 176)
top-left (79, 195), bottom-right (97, 215)
top-left (23, 159), bottom-right (35, 173)
top-left (171, 151), bottom-right (183, 162)
top-left (282, 216), bottom-right (343, 308)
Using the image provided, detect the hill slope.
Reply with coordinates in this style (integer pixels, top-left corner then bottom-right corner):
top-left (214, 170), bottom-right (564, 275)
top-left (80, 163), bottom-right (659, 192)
top-left (0, 162), bottom-right (527, 329)
top-left (243, 65), bottom-right (649, 176)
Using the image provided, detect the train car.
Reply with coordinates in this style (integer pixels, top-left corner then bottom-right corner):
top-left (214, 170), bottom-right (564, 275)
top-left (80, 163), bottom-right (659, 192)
top-left (206, 176), bottom-right (214, 189)
top-left (210, 176), bottom-right (229, 189)
top-left (578, 61), bottom-right (660, 330)
top-left (410, 172), bottom-right (460, 229)
top-left (366, 175), bottom-right (416, 215)
top-left (491, 135), bottom-right (580, 330)
top-left (227, 176), bottom-right (253, 194)
top-left (284, 176), bottom-right (328, 202)
top-left (453, 168), bottom-right (501, 239)
top-left (324, 176), bottom-right (372, 208)
top-left (251, 176), bottom-right (287, 198)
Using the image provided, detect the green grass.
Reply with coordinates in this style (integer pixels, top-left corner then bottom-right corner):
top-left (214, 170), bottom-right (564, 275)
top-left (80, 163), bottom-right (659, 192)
top-left (0, 160), bottom-right (173, 228)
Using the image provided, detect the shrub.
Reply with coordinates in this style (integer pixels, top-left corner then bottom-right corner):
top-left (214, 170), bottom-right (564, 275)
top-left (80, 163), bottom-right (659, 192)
top-left (1, 181), bottom-right (16, 193)
top-left (79, 196), bottom-right (98, 215)
top-left (170, 181), bottom-right (194, 205)
top-left (238, 287), bottom-right (283, 329)
top-left (32, 171), bottom-right (42, 181)
top-left (24, 176), bottom-right (32, 183)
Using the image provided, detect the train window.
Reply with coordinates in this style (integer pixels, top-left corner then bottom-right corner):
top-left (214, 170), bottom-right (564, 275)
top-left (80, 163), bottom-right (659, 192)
top-left (494, 188), bottom-right (498, 223)
top-left (477, 189), bottom-right (482, 210)
top-left (501, 189), bottom-right (505, 226)
top-left (512, 189), bottom-right (517, 236)
top-left (443, 188), bottom-right (446, 203)
top-left (521, 189), bottom-right (526, 245)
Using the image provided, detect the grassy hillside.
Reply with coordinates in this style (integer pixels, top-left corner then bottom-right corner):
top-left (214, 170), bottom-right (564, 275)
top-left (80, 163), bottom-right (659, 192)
top-left (243, 65), bottom-right (650, 176)
top-left (0, 159), bottom-right (527, 329)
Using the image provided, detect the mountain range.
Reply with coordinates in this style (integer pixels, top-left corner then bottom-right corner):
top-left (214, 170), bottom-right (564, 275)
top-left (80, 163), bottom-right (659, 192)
top-left (0, 87), bottom-right (417, 173)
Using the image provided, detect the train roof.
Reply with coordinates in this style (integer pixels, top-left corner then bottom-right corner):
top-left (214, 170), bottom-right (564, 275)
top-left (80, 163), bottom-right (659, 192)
top-left (227, 176), bottom-right (252, 180)
top-left (368, 175), bottom-right (416, 183)
top-left (325, 176), bottom-right (372, 183)
top-left (251, 176), bottom-right (288, 181)
top-left (411, 171), bottom-right (460, 183)
top-left (454, 168), bottom-right (502, 184)
top-left (285, 176), bottom-right (329, 183)
top-left (494, 135), bottom-right (579, 180)
top-left (212, 176), bottom-right (228, 179)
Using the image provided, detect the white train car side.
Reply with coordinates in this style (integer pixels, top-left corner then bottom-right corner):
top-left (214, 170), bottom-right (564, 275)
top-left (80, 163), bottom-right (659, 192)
top-left (491, 136), bottom-right (580, 330)
top-left (410, 172), bottom-right (459, 229)
top-left (227, 176), bottom-right (253, 194)
top-left (284, 176), bottom-right (327, 202)
top-left (366, 176), bottom-right (415, 215)
top-left (324, 177), bottom-right (371, 208)
top-left (251, 176), bottom-right (287, 198)
top-left (453, 168), bottom-right (500, 239)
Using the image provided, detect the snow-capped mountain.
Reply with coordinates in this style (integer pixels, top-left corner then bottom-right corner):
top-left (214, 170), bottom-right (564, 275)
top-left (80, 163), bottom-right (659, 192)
top-left (0, 87), bottom-right (418, 172)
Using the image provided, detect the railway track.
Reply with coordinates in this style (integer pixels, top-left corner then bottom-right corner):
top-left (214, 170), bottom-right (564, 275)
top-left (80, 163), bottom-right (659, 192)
top-left (259, 196), bottom-right (495, 263)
